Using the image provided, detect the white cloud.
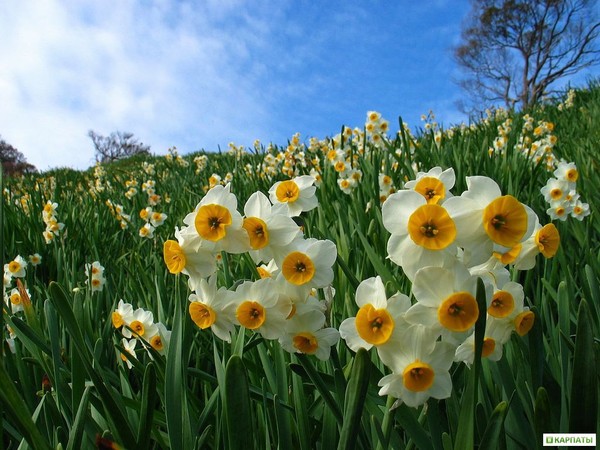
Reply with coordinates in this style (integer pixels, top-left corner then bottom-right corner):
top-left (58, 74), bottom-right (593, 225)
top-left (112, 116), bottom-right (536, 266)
top-left (0, 0), bottom-right (487, 172)
top-left (0, 0), bottom-right (288, 171)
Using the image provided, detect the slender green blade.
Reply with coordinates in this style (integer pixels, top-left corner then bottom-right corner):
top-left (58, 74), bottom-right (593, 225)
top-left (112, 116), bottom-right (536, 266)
top-left (224, 355), bottom-right (254, 450)
top-left (569, 299), bottom-right (597, 433)
top-left (337, 348), bottom-right (371, 450)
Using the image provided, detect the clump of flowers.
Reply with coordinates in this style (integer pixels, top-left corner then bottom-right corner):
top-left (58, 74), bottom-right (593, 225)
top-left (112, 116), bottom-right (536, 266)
top-left (85, 261), bottom-right (106, 292)
top-left (111, 299), bottom-right (172, 367)
top-left (557, 89), bottom-right (576, 111)
top-left (106, 200), bottom-right (132, 229)
top-left (3, 256), bottom-right (31, 314)
top-left (166, 146), bottom-right (189, 167)
top-left (138, 206), bottom-right (168, 239)
top-left (541, 160), bottom-right (590, 221)
top-left (42, 201), bottom-right (65, 244)
top-left (336, 166), bottom-right (560, 408)
top-left (162, 177), bottom-right (340, 360)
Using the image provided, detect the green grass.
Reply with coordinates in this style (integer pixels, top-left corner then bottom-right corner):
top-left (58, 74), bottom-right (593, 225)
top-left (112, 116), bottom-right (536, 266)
top-left (1, 81), bottom-right (599, 449)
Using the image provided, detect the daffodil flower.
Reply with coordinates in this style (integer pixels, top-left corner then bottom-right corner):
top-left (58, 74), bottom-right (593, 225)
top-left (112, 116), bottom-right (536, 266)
top-left (268, 175), bottom-right (318, 217)
top-left (231, 278), bottom-right (292, 340)
top-left (243, 191), bottom-right (301, 264)
top-left (454, 176), bottom-right (537, 266)
top-left (339, 276), bottom-right (411, 369)
top-left (405, 264), bottom-right (490, 336)
top-left (188, 276), bottom-right (236, 343)
top-left (275, 237), bottom-right (337, 290)
top-left (183, 183), bottom-right (250, 254)
top-left (403, 166), bottom-right (456, 205)
top-left (382, 190), bottom-right (480, 281)
top-left (378, 324), bottom-right (454, 408)
top-left (279, 308), bottom-right (340, 360)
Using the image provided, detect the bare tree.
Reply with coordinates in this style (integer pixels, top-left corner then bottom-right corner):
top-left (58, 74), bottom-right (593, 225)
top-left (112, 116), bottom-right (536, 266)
top-left (88, 130), bottom-right (151, 164)
top-left (454, 0), bottom-right (600, 113)
top-left (0, 136), bottom-right (36, 176)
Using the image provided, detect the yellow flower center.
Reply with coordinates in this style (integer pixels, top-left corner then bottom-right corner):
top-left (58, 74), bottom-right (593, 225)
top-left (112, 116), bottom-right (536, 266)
top-left (355, 304), bottom-right (394, 345)
top-left (130, 320), bottom-right (145, 337)
top-left (236, 301), bottom-right (266, 330)
top-left (293, 332), bottom-right (319, 354)
top-left (482, 337), bottom-right (496, 358)
top-left (550, 188), bottom-right (563, 200)
top-left (282, 252), bottom-right (315, 286)
top-left (150, 334), bottom-right (164, 352)
top-left (242, 217), bottom-right (270, 249)
top-left (493, 243), bottom-right (522, 264)
top-left (407, 204), bottom-right (457, 250)
top-left (163, 240), bottom-right (186, 274)
top-left (438, 292), bottom-right (479, 332)
top-left (535, 223), bottom-right (560, 258)
top-left (275, 180), bottom-right (300, 203)
top-left (403, 360), bottom-right (435, 392)
top-left (189, 302), bottom-right (216, 329)
top-left (112, 312), bottom-right (124, 329)
top-left (195, 204), bottom-right (232, 242)
top-left (414, 177), bottom-right (445, 204)
top-left (10, 293), bottom-right (21, 305)
top-left (514, 311), bottom-right (535, 336)
top-left (482, 195), bottom-right (528, 247)
top-left (566, 168), bottom-right (578, 182)
top-left (8, 261), bottom-right (21, 274)
top-left (257, 267), bottom-right (271, 279)
top-left (488, 290), bottom-right (515, 318)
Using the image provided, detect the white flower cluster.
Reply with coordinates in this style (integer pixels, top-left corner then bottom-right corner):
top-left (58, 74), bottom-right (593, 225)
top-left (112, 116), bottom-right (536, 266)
top-left (541, 161), bottom-right (590, 221)
top-left (42, 201), bottom-right (65, 244)
top-left (162, 176), bottom-right (340, 360)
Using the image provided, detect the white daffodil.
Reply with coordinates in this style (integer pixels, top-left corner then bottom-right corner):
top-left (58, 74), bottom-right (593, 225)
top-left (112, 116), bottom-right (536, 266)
top-left (188, 276), bottom-right (236, 343)
top-left (120, 338), bottom-right (138, 369)
top-left (122, 308), bottom-right (158, 341)
top-left (339, 276), bottom-right (411, 368)
top-left (243, 191), bottom-right (302, 264)
top-left (112, 299), bottom-right (134, 330)
top-left (5, 255), bottom-right (27, 278)
top-left (183, 183), bottom-right (250, 254)
top-left (511, 219), bottom-right (560, 270)
top-left (163, 226), bottom-right (218, 283)
top-left (280, 308), bottom-right (340, 360)
top-left (231, 278), bottom-right (292, 340)
top-left (486, 281), bottom-right (534, 341)
top-left (275, 237), bottom-right (337, 290)
top-left (454, 318), bottom-right (505, 365)
top-left (269, 175), bottom-right (318, 217)
top-left (382, 189), bottom-right (480, 281)
top-left (454, 176), bottom-right (537, 266)
top-left (403, 166), bottom-right (455, 205)
top-left (405, 264), bottom-right (490, 337)
top-left (378, 324), bottom-right (454, 408)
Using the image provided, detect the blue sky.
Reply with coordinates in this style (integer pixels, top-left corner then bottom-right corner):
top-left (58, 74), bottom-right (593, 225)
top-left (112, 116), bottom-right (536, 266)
top-left (0, 1), bottom-right (596, 172)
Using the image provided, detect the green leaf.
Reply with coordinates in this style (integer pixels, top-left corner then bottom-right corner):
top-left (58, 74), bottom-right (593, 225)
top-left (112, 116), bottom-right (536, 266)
top-left (296, 354), bottom-right (343, 426)
top-left (65, 386), bottom-right (91, 450)
top-left (136, 363), bottom-right (157, 449)
top-left (569, 299), bottom-right (597, 433)
top-left (224, 355), bottom-right (254, 450)
top-left (47, 282), bottom-right (137, 448)
top-left (395, 404), bottom-right (434, 450)
top-left (534, 387), bottom-right (552, 450)
top-left (337, 348), bottom-right (371, 450)
top-left (164, 288), bottom-right (193, 450)
top-left (0, 363), bottom-right (53, 450)
top-left (478, 401), bottom-right (508, 449)
top-left (454, 277), bottom-right (487, 450)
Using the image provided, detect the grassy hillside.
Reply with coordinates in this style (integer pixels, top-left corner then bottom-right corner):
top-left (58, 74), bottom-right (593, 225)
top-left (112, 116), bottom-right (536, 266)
top-left (1, 81), bottom-right (599, 449)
